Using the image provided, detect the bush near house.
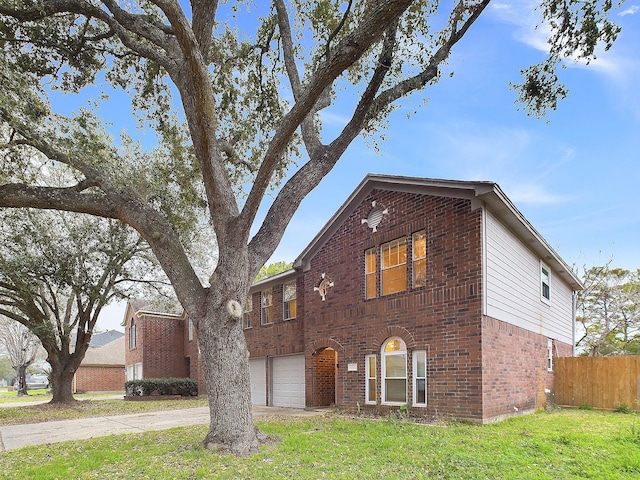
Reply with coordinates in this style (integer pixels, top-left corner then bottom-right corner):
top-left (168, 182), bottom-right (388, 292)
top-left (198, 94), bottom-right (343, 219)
top-left (125, 378), bottom-right (198, 398)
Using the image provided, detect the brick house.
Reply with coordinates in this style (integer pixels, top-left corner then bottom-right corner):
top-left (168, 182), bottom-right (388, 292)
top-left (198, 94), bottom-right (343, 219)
top-left (125, 174), bottom-right (581, 422)
top-left (123, 299), bottom-right (205, 390)
top-left (74, 331), bottom-right (125, 393)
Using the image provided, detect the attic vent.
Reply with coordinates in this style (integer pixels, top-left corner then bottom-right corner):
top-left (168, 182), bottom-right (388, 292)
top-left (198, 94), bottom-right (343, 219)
top-left (361, 201), bottom-right (388, 232)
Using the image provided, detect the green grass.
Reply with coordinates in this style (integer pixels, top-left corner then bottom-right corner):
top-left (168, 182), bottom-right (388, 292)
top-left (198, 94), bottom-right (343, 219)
top-left (0, 388), bottom-right (51, 402)
top-left (1, 409), bottom-right (639, 479)
top-left (0, 397), bottom-right (208, 425)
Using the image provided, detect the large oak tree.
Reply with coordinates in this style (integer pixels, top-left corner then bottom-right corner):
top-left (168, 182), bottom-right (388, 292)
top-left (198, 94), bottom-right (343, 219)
top-left (0, 0), bottom-right (622, 454)
top-left (0, 208), bottom-right (164, 402)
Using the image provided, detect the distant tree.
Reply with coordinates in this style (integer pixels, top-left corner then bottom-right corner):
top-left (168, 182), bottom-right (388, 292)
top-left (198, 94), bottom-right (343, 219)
top-left (255, 261), bottom-right (293, 282)
top-left (575, 265), bottom-right (640, 356)
top-left (0, 356), bottom-right (14, 384)
top-left (0, 208), bottom-right (166, 402)
top-left (0, 316), bottom-right (40, 395)
top-left (0, 0), bottom-right (624, 455)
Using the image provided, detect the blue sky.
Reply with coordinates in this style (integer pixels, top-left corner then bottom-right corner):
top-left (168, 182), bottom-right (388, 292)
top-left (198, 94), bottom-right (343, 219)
top-left (96, 1), bottom-right (640, 331)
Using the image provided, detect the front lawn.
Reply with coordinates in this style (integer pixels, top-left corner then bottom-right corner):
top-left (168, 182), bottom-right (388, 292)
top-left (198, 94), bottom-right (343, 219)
top-left (1, 409), bottom-right (639, 479)
top-left (0, 397), bottom-right (208, 425)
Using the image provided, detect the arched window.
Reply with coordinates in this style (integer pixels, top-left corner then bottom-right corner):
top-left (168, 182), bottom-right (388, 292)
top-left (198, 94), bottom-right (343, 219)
top-left (381, 337), bottom-right (407, 404)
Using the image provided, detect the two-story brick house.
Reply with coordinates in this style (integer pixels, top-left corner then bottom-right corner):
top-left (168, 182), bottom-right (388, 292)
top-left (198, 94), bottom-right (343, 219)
top-left (125, 174), bottom-right (581, 422)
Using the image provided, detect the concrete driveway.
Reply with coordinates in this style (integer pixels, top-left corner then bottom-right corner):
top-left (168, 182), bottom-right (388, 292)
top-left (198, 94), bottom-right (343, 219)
top-left (0, 405), bottom-right (330, 451)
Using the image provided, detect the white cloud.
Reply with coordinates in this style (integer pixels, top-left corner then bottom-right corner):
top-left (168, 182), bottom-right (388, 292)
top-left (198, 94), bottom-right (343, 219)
top-left (619, 5), bottom-right (639, 16)
top-left (503, 182), bottom-right (570, 205)
top-left (412, 120), bottom-right (574, 207)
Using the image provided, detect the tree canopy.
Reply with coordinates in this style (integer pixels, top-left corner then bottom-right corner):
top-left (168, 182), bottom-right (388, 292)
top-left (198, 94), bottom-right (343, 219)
top-left (576, 265), bottom-right (640, 356)
top-left (0, 0), bottom-right (625, 455)
top-left (0, 207), bottom-right (164, 401)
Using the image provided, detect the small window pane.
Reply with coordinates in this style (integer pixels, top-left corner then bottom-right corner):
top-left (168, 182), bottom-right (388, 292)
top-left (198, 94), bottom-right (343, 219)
top-left (413, 231), bottom-right (427, 288)
top-left (366, 354), bottom-right (377, 404)
top-left (385, 355), bottom-right (407, 378)
top-left (381, 238), bottom-right (407, 295)
top-left (365, 248), bottom-right (377, 299)
top-left (385, 379), bottom-right (407, 403)
top-left (415, 379), bottom-right (426, 404)
top-left (384, 338), bottom-right (406, 352)
top-left (283, 281), bottom-right (297, 320)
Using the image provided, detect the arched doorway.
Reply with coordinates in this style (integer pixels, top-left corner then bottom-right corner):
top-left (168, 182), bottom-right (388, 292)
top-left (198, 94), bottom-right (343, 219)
top-left (312, 347), bottom-right (337, 407)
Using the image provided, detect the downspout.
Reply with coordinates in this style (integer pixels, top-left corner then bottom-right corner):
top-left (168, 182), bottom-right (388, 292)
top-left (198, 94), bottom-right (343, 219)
top-left (572, 291), bottom-right (577, 357)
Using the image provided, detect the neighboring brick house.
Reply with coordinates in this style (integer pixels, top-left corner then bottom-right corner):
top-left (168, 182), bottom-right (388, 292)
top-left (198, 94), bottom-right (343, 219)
top-left (123, 299), bottom-right (205, 391)
top-left (125, 174), bottom-right (581, 422)
top-left (74, 331), bottom-right (125, 393)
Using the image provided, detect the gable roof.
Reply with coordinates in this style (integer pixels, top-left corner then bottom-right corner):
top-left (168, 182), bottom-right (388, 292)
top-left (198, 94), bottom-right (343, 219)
top-left (89, 330), bottom-right (124, 348)
top-left (293, 174), bottom-right (582, 290)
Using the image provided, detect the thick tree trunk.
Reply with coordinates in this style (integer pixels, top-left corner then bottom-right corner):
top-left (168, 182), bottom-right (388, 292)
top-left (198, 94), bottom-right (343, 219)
top-left (48, 363), bottom-right (77, 403)
top-left (198, 295), bottom-right (260, 455)
top-left (192, 244), bottom-right (264, 456)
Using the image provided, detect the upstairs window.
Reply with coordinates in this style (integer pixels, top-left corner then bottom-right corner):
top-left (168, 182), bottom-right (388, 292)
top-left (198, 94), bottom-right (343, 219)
top-left (365, 248), bottom-right (377, 299)
top-left (129, 319), bottom-right (137, 350)
top-left (283, 281), bottom-right (297, 320)
top-left (541, 263), bottom-right (551, 303)
top-left (261, 289), bottom-right (273, 325)
top-left (188, 318), bottom-right (194, 341)
top-left (243, 295), bottom-right (253, 329)
top-left (381, 238), bottom-right (407, 295)
top-left (412, 230), bottom-right (427, 288)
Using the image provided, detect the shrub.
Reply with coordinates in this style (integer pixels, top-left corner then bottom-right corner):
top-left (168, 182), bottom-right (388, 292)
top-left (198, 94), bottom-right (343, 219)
top-left (125, 378), bottom-right (198, 397)
top-left (615, 402), bottom-right (633, 414)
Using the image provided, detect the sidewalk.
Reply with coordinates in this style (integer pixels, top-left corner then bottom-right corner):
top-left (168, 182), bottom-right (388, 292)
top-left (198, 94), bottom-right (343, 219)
top-left (0, 405), bottom-right (330, 451)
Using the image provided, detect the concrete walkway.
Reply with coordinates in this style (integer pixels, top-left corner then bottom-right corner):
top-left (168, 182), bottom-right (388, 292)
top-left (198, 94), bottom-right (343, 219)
top-left (0, 405), bottom-right (330, 451)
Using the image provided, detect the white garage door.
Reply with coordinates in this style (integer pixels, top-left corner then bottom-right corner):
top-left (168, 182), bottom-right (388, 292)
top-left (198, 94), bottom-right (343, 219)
top-left (249, 358), bottom-right (267, 406)
top-left (271, 355), bottom-right (306, 408)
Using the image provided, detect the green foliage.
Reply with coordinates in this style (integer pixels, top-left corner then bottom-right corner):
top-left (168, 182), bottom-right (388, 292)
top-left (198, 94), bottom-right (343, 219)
top-left (575, 264), bottom-right (640, 356)
top-left (255, 261), bottom-right (293, 281)
top-left (615, 402), bottom-right (634, 414)
top-left (580, 403), bottom-right (594, 410)
top-left (125, 378), bottom-right (199, 397)
top-left (0, 355), bottom-right (14, 382)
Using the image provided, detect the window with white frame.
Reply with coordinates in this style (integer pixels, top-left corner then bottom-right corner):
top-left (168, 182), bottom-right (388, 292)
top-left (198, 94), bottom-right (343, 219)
top-left (365, 248), bottom-right (377, 299)
top-left (547, 339), bottom-right (554, 371)
top-left (188, 317), bottom-right (193, 341)
top-left (381, 238), bottom-right (407, 295)
top-left (126, 362), bottom-right (143, 381)
top-left (243, 295), bottom-right (253, 329)
top-left (381, 337), bottom-right (407, 404)
top-left (283, 281), bottom-right (297, 320)
top-left (365, 354), bottom-right (377, 404)
top-left (413, 350), bottom-right (427, 406)
top-left (129, 319), bottom-right (137, 350)
top-left (541, 263), bottom-right (551, 303)
top-left (412, 230), bottom-right (427, 288)
top-left (261, 289), bottom-right (273, 325)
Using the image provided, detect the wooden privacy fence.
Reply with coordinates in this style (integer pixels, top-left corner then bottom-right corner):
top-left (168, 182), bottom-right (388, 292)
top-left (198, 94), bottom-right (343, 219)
top-left (555, 356), bottom-right (640, 411)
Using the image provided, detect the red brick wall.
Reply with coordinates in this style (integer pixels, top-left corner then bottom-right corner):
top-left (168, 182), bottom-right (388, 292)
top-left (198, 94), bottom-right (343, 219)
top-left (244, 277), bottom-right (305, 358)
top-left (481, 316), bottom-right (571, 420)
top-left (183, 317), bottom-right (207, 394)
top-left (75, 366), bottom-right (125, 393)
top-left (300, 190), bottom-right (485, 418)
top-left (140, 315), bottom-right (187, 379)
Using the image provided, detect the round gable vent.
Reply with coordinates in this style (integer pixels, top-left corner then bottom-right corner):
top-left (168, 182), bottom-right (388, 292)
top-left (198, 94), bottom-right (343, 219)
top-left (361, 201), bottom-right (389, 232)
